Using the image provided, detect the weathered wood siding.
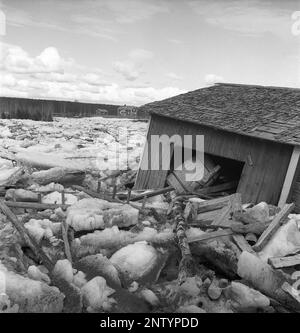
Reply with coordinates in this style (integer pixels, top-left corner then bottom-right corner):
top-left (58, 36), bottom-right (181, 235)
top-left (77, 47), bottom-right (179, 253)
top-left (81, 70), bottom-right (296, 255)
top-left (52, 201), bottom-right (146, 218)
top-left (135, 114), bottom-right (293, 205)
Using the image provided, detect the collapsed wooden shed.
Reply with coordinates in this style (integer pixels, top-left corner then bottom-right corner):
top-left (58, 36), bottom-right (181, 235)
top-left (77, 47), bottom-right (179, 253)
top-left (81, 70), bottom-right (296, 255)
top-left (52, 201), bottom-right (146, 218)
top-left (134, 83), bottom-right (300, 210)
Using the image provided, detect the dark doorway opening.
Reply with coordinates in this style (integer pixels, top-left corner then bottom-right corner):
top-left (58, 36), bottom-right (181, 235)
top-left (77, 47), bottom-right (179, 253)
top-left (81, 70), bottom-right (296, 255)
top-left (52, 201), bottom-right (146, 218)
top-left (205, 153), bottom-right (245, 193)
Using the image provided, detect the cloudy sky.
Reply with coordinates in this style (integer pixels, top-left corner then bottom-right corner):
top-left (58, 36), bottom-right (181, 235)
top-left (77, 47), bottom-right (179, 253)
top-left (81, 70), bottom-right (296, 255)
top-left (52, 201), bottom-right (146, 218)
top-left (0, 0), bottom-right (300, 105)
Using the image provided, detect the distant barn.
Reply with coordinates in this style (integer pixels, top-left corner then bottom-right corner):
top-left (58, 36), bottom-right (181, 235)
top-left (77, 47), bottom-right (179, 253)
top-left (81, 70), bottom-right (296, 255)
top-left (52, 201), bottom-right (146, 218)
top-left (135, 83), bottom-right (300, 211)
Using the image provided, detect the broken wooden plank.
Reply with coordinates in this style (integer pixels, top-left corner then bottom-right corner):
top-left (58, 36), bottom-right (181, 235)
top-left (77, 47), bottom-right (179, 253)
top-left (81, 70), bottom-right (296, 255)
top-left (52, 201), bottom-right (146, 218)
top-left (196, 209), bottom-right (222, 223)
top-left (212, 204), bottom-right (231, 226)
top-left (167, 173), bottom-right (186, 194)
top-left (196, 180), bottom-right (238, 195)
top-left (212, 193), bottom-right (242, 226)
top-left (187, 229), bottom-right (233, 243)
top-left (194, 194), bottom-right (236, 213)
top-left (194, 220), bottom-right (269, 236)
top-left (281, 282), bottom-right (300, 304)
top-left (253, 203), bottom-right (295, 252)
top-left (129, 185), bottom-right (174, 202)
top-left (0, 200), bottom-right (54, 271)
top-left (268, 254), bottom-right (300, 269)
top-left (278, 146), bottom-right (300, 208)
top-left (232, 234), bottom-right (255, 254)
top-left (233, 211), bottom-right (262, 224)
top-left (201, 165), bottom-right (221, 187)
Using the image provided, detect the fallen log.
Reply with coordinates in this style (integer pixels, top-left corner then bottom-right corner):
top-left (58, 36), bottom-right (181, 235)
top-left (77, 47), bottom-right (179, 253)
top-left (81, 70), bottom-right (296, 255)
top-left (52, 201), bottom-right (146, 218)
top-left (5, 189), bottom-right (39, 202)
top-left (4, 200), bottom-right (70, 211)
top-left (30, 167), bottom-right (85, 186)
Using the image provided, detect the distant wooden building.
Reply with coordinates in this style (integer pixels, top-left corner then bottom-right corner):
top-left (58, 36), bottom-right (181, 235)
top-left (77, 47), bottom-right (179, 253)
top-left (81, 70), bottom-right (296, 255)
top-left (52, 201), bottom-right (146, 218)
top-left (117, 105), bottom-right (138, 117)
top-left (135, 83), bottom-right (300, 210)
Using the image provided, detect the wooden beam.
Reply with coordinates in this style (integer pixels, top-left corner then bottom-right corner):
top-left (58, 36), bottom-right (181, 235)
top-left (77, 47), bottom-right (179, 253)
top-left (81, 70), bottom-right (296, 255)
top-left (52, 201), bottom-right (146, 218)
top-left (193, 194), bottom-right (236, 214)
top-left (4, 200), bottom-right (70, 211)
top-left (278, 146), bottom-right (300, 208)
top-left (125, 185), bottom-right (174, 202)
top-left (253, 203), bottom-right (294, 252)
top-left (187, 229), bottom-right (233, 243)
top-left (232, 234), bottom-right (255, 254)
top-left (0, 200), bottom-right (54, 271)
top-left (268, 254), bottom-right (300, 269)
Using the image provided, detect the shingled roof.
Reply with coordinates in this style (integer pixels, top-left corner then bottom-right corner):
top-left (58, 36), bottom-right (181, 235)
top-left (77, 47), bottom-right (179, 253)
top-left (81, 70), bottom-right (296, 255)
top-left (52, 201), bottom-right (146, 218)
top-left (139, 83), bottom-right (300, 146)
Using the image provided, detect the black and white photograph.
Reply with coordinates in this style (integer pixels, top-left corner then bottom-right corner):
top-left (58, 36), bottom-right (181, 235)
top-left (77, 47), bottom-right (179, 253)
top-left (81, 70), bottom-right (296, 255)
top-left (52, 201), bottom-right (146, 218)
top-left (0, 0), bottom-right (300, 320)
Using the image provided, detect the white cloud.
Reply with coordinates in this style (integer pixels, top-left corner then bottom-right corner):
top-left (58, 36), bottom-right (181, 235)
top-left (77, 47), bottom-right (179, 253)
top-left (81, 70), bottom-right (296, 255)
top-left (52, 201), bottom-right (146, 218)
top-left (204, 74), bottom-right (224, 85)
top-left (0, 73), bottom-right (184, 105)
top-left (168, 38), bottom-right (183, 44)
top-left (128, 48), bottom-right (154, 61)
top-left (166, 72), bottom-right (183, 81)
top-left (113, 61), bottom-right (140, 81)
top-left (0, 43), bottom-right (72, 74)
top-left (113, 48), bottom-right (154, 81)
top-left (3, 0), bottom-right (170, 42)
top-left (189, 0), bottom-right (293, 38)
top-left (103, 0), bottom-right (169, 24)
top-left (0, 42), bottom-right (182, 105)
top-left (82, 73), bottom-right (108, 86)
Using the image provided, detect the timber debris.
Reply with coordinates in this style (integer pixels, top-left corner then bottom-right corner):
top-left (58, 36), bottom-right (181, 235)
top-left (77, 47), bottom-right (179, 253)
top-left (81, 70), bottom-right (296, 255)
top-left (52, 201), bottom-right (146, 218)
top-left (0, 118), bottom-right (300, 313)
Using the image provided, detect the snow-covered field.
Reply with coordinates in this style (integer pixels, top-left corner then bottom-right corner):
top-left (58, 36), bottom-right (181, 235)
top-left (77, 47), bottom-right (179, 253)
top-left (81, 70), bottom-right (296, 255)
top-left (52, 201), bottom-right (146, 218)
top-left (0, 117), bottom-right (148, 174)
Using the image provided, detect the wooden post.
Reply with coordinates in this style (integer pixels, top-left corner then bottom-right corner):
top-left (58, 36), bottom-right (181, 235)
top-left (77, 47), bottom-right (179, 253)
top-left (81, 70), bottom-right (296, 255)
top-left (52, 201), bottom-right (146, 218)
top-left (61, 190), bottom-right (65, 206)
top-left (61, 221), bottom-right (72, 264)
top-left (112, 178), bottom-right (117, 199)
top-left (278, 146), bottom-right (300, 208)
top-left (97, 180), bottom-right (101, 193)
top-left (127, 188), bottom-right (131, 203)
top-left (141, 195), bottom-right (147, 211)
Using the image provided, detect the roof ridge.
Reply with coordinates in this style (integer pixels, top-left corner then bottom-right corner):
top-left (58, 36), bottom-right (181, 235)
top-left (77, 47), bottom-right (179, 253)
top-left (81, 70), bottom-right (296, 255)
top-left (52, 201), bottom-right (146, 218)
top-left (216, 82), bottom-right (300, 91)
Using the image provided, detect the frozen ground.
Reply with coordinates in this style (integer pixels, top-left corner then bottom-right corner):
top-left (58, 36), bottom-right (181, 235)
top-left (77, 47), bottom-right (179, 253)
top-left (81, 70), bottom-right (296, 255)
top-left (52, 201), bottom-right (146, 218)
top-left (0, 117), bottom-right (148, 174)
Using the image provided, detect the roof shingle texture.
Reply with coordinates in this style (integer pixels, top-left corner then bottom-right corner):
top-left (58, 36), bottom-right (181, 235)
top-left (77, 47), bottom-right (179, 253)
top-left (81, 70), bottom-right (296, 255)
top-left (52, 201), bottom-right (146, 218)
top-left (139, 83), bottom-right (300, 145)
